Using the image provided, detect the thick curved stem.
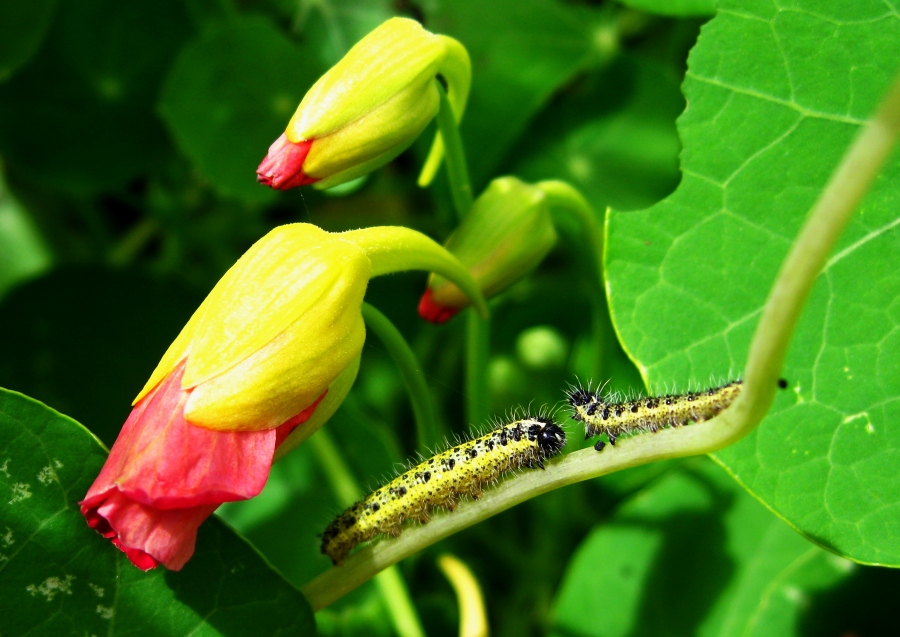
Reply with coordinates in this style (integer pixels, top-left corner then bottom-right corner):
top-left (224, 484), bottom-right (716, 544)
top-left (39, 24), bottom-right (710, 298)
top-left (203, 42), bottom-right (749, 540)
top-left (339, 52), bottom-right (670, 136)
top-left (302, 55), bottom-right (900, 617)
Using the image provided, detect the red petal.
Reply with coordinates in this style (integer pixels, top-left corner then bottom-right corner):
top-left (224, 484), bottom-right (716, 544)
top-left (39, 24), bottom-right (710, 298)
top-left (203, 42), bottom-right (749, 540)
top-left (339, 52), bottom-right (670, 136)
top-left (80, 360), bottom-right (283, 570)
top-left (418, 288), bottom-right (460, 324)
top-left (86, 360), bottom-right (276, 510)
top-left (81, 359), bottom-right (331, 570)
top-left (82, 490), bottom-right (217, 571)
top-left (256, 134), bottom-right (319, 190)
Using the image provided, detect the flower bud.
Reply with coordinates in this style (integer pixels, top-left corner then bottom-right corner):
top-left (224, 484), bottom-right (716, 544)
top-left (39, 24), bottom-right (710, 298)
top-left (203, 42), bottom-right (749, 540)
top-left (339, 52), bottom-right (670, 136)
top-left (257, 17), bottom-right (470, 190)
top-left (139, 224), bottom-right (370, 431)
top-left (419, 177), bottom-right (558, 323)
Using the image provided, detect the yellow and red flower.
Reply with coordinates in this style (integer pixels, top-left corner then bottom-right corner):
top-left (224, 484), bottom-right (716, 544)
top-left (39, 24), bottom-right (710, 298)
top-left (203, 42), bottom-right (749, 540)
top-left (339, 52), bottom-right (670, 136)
top-left (82, 223), bottom-right (486, 570)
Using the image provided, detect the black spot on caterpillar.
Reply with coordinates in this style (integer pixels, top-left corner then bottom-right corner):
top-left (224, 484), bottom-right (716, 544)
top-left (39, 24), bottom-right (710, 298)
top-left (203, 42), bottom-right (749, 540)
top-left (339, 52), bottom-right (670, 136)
top-left (321, 416), bottom-right (567, 565)
top-left (567, 380), bottom-right (743, 449)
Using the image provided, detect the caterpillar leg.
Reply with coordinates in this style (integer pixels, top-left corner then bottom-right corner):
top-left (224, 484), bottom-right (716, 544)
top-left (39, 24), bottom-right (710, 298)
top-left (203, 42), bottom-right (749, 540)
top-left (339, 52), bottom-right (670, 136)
top-left (593, 441), bottom-right (606, 452)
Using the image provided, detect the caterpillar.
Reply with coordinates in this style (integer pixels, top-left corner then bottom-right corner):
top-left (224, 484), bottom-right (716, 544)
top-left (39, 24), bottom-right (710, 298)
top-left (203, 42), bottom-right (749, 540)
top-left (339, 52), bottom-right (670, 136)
top-left (567, 380), bottom-right (743, 451)
top-left (321, 416), bottom-right (567, 565)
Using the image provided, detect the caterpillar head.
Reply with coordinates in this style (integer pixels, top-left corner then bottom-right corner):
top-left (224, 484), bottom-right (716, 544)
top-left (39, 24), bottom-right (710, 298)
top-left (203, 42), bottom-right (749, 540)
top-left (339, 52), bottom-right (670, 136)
top-left (566, 388), bottom-right (594, 408)
top-left (533, 420), bottom-right (566, 458)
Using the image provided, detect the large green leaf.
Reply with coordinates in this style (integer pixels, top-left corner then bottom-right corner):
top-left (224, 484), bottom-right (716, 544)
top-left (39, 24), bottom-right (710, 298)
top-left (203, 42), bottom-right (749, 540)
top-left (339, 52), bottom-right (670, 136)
top-left (0, 388), bottom-right (315, 636)
top-left (551, 458), bottom-right (900, 637)
top-left (159, 16), bottom-right (318, 203)
top-left (605, 0), bottom-right (900, 564)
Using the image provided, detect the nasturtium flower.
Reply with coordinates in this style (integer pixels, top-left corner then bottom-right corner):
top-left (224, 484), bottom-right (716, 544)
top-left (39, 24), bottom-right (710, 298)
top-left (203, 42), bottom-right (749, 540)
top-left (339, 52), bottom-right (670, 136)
top-left (82, 223), bottom-right (487, 571)
top-left (257, 17), bottom-right (470, 191)
top-left (419, 177), bottom-right (559, 323)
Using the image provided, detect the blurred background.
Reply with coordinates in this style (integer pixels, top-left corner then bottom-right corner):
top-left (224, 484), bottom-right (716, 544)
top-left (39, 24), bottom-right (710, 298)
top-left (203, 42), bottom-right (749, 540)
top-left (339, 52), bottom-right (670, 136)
top-left (2, 1), bottom-right (897, 635)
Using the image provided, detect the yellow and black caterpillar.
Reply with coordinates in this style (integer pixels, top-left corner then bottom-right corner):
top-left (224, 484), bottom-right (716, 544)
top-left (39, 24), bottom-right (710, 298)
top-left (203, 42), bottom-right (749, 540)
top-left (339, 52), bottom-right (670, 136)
top-left (321, 416), bottom-right (567, 565)
top-left (567, 380), bottom-right (742, 451)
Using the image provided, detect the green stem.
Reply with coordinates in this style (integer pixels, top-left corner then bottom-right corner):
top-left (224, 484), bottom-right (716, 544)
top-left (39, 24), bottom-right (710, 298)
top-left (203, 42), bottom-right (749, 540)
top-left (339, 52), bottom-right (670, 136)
top-left (732, 71), bottom-right (900, 435)
top-left (361, 303), bottom-right (444, 451)
top-left (308, 431), bottom-right (425, 637)
top-left (465, 310), bottom-right (490, 429)
top-left (430, 81), bottom-right (488, 428)
top-left (107, 218), bottom-right (158, 268)
top-left (537, 180), bottom-right (607, 379)
top-left (434, 81), bottom-right (474, 220)
top-left (340, 226), bottom-right (489, 319)
top-left (300, 68), bottom-right (900, 611)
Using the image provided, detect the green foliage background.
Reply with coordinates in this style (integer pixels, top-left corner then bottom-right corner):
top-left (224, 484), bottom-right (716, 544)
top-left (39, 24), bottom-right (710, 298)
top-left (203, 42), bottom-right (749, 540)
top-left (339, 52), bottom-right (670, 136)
top-left (0, 0), bottom-right (898, 636)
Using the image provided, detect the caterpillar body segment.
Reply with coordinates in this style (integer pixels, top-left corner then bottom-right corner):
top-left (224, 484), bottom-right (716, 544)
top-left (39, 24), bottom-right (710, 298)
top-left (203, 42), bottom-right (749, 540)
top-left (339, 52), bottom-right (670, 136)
top-left (321, 416), bottom-right (566, 565)
top-left (567, 380), bottom-right (742, 446)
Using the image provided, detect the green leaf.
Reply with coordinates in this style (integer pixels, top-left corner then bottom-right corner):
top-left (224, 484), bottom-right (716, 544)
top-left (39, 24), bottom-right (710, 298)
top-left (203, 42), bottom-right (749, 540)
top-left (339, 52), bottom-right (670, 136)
top-left (618, 0), bottom-right (716, 17)
top-left (747, 552), bottom-right (900, 636)
top-left (0, 388), bottom-right (315, 636)
top-left (0, 183), bottom-right (52, 298)
top-left (0, 267), bottom-right (203, 447)
top-left (512, 54), bottom-right (684, 211)
top-left (425, 0), bottom-right (608, 186)
top-left (0, 0), bottom-right (55, 82)
top-left (605, 1), bottom-right (900, 564)
top-left (294, 0), bottom-right (396, 68)
top-left (159, 16), bottom-right (319, 203)
top-left (551, 458), bottom-right (896, 637)
top-left (0, 0), bottom-right (191, 192)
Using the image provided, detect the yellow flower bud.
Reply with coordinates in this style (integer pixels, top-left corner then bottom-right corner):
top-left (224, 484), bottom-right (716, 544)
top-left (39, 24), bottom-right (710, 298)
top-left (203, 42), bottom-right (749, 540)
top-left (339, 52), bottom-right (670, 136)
top-left (257, 17), bottom-right (470, 190)
top-left (135, 222), bottom-right (488, 432)
top-left (135, 224), bottom-right (370, 431)
top-left (420, 177), bottom-right (558, 323)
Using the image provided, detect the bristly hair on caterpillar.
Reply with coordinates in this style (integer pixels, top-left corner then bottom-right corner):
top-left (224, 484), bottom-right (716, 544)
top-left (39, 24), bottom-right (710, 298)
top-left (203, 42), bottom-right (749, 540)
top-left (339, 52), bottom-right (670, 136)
top-left (566, 379), bottom-right (743, 451)
top-left (321, 415), bottom-right (567, 565)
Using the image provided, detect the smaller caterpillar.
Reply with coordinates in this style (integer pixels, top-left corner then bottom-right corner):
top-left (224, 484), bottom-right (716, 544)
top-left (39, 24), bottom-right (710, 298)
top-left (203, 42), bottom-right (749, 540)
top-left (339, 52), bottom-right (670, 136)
top-left (321, 416), bottom-right (567, 565)
top-left (567, 380), bottom-right (743, 451)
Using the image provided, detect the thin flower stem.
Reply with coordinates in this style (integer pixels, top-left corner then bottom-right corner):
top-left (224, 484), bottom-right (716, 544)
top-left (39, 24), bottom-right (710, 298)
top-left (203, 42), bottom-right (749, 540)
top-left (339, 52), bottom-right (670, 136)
top-left (301, 68), bottom-right (900, 609)
top-left (308, 431), bottom-right (425, 637)
top-left (107, 218), bottom-right (158, 267)
top-left (434, 81), bottom-right (473, 220)
top-left (538, 180), bottom-right (607, 379)
top-left (465, 310), bottom-right (490, 429)
top-left (432, 80), bottom-right (489, 429)
top-left (362, 302), bottom-right (444, 451)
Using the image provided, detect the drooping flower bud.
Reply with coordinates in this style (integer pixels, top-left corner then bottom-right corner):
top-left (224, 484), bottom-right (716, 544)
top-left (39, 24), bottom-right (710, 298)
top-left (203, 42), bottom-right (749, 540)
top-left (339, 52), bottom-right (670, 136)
top-left (257, 17), bottom-right (470, 191)
top-left (81, 223), bottom-right (487, 570)
top-left (419, 177), bottom-right (558, 323)
top-left (81, 225), bottom-right (368, 570)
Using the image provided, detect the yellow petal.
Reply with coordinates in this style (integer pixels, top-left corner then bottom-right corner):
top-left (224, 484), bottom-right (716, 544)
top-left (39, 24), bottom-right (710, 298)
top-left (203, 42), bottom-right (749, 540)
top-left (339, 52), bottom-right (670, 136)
top-left (303, 78), bottom-right (439, 182)
top-left (184, 248), bottom-right (369, 431)
top-left (185, 224), bottom-right (369, 387)
top-left (273, 354), bottom-right (362, 460)
top-left (287, 18), bottom-right (445, 142)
